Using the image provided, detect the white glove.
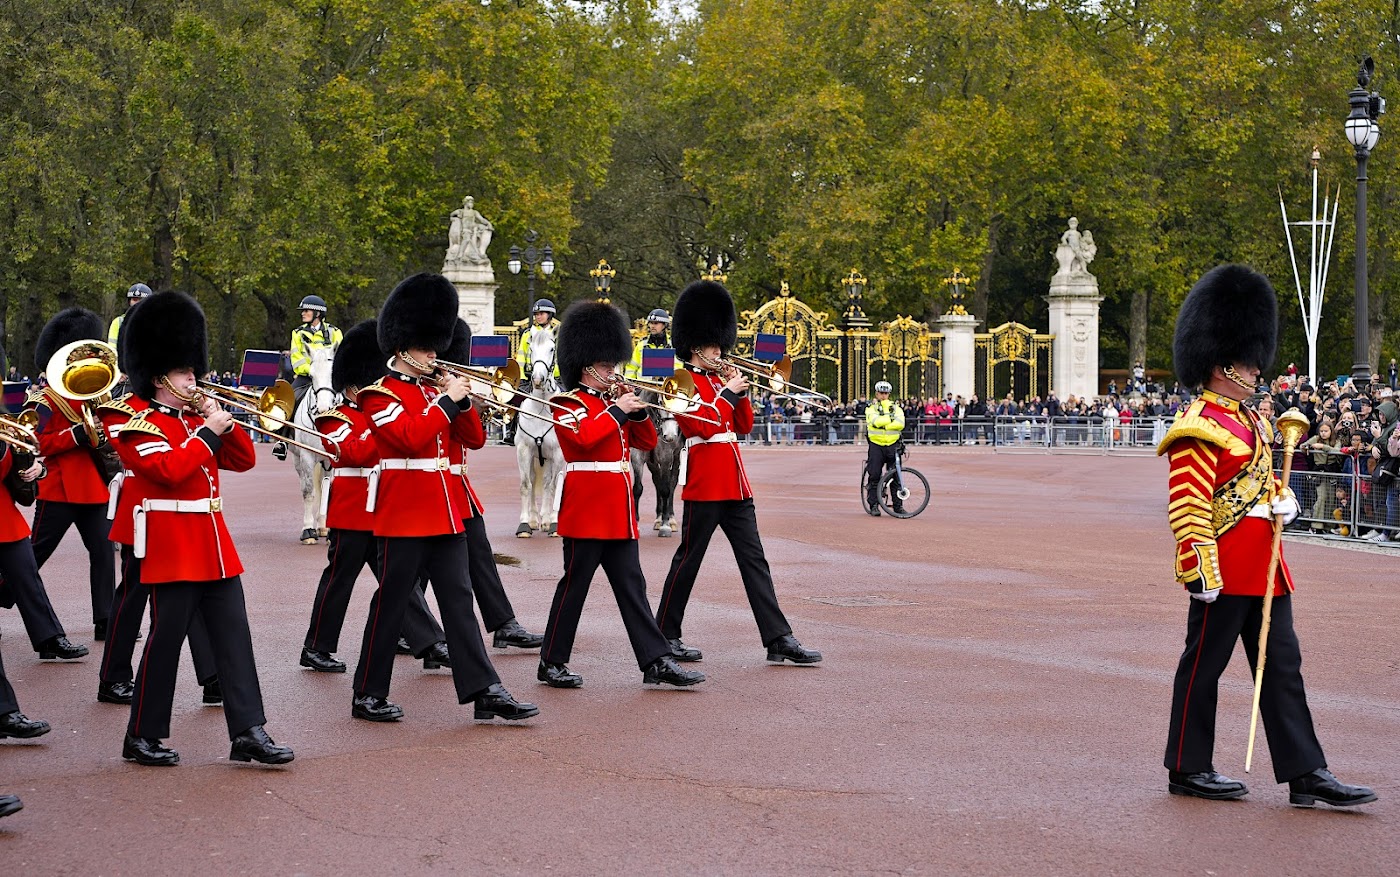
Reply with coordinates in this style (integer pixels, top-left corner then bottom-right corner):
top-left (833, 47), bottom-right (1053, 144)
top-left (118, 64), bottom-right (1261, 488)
top-left (1191, 589), bottom-right (1220, 603)
top-left (1271, 490), bottom-right (1300, 525)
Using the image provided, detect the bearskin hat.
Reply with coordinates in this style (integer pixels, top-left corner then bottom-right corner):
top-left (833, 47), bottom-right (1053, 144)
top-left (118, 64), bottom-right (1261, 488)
top-left (35, 307), bottom-right (105, 372)
top-left (331, 319), bottom-right (388, 394)
top-left (557, 301), bottom-right (633, 390)
top-left (1172, 264), bottom-right (1278, 389)
top-left (123, 291), bottom-right (208, 400)
top-left (378, 273), bottom-right (459, 356)
top-left (672, 280), bottom-right (737, 360)
top-left (443, 317), bottom-right (472, 365)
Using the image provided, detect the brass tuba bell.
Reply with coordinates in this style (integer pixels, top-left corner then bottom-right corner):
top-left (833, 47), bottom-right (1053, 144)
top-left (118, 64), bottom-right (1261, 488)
top-left (46, 339), bottom-right (120, 446)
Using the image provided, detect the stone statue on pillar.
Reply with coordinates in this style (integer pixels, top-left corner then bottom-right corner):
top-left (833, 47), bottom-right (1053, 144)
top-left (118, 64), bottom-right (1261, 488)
top-left (441, 195), bottom-right (499, 331)
top-left (445, 196), bottom-right (494, 267)
top-left (1053, 217), bottom-right (1097, 278)
top-left (1046, 217), bottom-right (1103, 402)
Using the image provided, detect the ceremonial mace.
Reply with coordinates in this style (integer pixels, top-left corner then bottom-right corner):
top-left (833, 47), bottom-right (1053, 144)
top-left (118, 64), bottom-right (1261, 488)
top-left (1245, 408), bottom-right (1311, 773)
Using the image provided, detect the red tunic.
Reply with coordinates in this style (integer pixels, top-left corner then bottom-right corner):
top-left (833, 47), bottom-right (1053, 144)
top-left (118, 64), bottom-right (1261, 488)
top-left (26, 388), bottom-right (109, 504)
top-left (445, 408), bottom-right (488, 518)
top-left (1159, 391), bottom-right (1292, 597)
top-left (117, 402), bottom-right (257, 584)
top-left (676, 365), bottom-right (753, 501)
top-left (96, 395), bottom-right (150, 546)
top-left (358, 371), bottom-right (470, 538)
top-left (0, 447), bottom-right (33, 542)
top-left (553, 387), bottom-right (657, 540)
top-left (315, 404), bottom-right (380, 533)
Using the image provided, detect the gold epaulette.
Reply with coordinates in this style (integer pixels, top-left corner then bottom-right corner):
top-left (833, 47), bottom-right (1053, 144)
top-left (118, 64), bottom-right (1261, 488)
top-left (119, 410), bottom-right (165, 438)
top-left (1156, 399), bottom-right (1235, 456)
top-left (23, 388), bottom-right (47, 409)
top-left (549, 391), bottom-right (585, 409)
top-left (357, 379), bottom-right (400, 402)
top-left (96, 396), bottom-right (138, 417)
top-left (315, 409), bottom-right (353, 426)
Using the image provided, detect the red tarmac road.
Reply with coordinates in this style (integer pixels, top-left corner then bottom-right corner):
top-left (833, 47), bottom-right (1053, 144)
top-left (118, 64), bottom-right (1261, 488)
top-left (1, 444), bottom-right (1397, 875)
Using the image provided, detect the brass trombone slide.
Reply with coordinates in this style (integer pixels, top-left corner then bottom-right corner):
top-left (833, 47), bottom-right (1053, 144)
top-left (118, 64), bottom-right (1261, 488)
top-left (612, 371), bottom-right (722, 426)
top-left (165, 379), bottom-right (340, 461)
top-left (705, 353), bottom-right (835, 411)
top-left (0, 411), bottom-right (41, 455)
top-left (428, 357), bottom-right (581, 433)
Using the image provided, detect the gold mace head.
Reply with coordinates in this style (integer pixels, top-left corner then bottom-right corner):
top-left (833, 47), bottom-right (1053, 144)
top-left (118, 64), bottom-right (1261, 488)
top-left (1276, 408), bottom-right (1311, 450)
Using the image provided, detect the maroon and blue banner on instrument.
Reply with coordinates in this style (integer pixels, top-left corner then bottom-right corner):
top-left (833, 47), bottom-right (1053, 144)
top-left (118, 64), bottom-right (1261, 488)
top-left (753, 333), bottom-right (786, 362)
top-left (240, 350), bottom-right (283, 388)
top-left (642, 347), bottom-right (678, 378)
top-left (470, 335), bottom-right (511, 367)
top-left (2, 381), bottom-right (30, 412)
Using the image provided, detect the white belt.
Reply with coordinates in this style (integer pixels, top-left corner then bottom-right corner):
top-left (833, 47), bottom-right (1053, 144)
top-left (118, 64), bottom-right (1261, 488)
top-left (1245, 503), bottom-right (1273, 520)
top-left (106, 469), bottom-right (133, 521)
top-left (134, 497), bottom-right (223, 559)
top-left (367, 458), bottom-right (450, 513)
top-left (553, 460), bottom-right (631, 515)
top-left (321, 467), bottom-right (374, 518)
top-left (679, 432), bottom-right (737, 486)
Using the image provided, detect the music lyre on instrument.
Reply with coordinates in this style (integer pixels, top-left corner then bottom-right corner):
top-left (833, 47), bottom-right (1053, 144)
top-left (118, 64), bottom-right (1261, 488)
top-left (397, 351), bottom-right (581, 433)
top-left (1244, 407), bottom-right (1311, 773)
top-left (161, 378), bottom-right (340, 461)
top-left (45, 339), bottom-right (120, 446)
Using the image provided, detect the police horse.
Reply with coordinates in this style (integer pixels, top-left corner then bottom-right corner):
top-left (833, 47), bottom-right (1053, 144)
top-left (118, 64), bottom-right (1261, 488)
top-left (291, 345), bottom-right (337, 544)
top-left (631, 389), bottom-right (681, 536)
top-left (514, 327), bottom-right (564, 537)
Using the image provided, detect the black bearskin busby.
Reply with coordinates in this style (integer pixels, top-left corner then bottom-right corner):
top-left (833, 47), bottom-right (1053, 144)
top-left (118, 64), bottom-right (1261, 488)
top-left (443, 317), bottom-right (472, 365)
top-left (331, 319), bottom-right (388, 394)
top-left (123, 291), bottom-right (208, 400)
top-left (377, 273), bottom-right (459, 356)
top-left (35, 307), bottom-right (105, 372)
top-left (672, 280), bottom-right (737, 361)
top-left (557, 301), bottom-right (633, 390)
top-left (1172, 264), bottom-right (1278, 389)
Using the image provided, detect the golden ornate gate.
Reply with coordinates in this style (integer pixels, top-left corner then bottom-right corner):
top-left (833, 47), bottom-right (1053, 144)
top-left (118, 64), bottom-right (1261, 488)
top-left (733, 282), bottom-right (843, 401)
top-left (865, 316), bottom-right (942, 401)
top-left (975, 322), bottom-right (1052, 402)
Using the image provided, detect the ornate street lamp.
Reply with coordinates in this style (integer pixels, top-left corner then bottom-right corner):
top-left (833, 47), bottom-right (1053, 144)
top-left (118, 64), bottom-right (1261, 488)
top-left (507, 229), bottom-right (554, 302)
top-left (589, 259), bottom-right (616, 304)
top-left (843, 270), bottom-right (868, 323)
top-left (701, 263), bottom-right (728, 284)
top-left (942, 268), bottom-right (971, 315)
top-left (1345, 56), bottom-right (1384, 389)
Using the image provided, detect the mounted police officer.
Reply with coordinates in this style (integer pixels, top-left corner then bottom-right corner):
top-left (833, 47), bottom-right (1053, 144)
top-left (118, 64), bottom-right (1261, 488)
top-left (864, 380), bottom-right (905, 516)
top-left (107, 283), bottom-right (152, 347)
top-left (624, 308), bottom-right (675, 380)
top-left (504, 299), bottom-right (560, 444)
top-left (273, 295), bottom-right (343, 460)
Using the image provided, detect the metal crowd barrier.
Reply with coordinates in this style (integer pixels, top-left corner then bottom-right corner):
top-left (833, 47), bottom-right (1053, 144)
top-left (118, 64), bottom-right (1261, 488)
top-left (1277, 459), bottom-right (1399, 543)
top-left (991, 416), bottom-right (1167, 455)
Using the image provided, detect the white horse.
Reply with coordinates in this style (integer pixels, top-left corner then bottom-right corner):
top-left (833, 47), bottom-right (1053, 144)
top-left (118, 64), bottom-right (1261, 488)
top-left (292, 345), bottom-right (338, 544)
top-left (514, 327), bottom-right (564, 537)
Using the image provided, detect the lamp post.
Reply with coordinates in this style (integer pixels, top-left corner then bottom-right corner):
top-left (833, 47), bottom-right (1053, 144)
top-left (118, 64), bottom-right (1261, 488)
top-left (507, 229), bottom-right (554, 303)
top-left (701, 263), bottom-right (728, 284)
top-left (942, 268), bottom-right (971, 315)
top-left (1345, 57), bottom-right (1384, 389)
top-left (843, 270), bottom-right (869, 326)
top-left (589, 259), bottom-right (616, 304)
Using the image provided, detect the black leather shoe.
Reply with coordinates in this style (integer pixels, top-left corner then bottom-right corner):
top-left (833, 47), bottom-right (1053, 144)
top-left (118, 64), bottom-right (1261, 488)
top-left (765, 634), bottom-right (822, 665)
top-left (351, 694), bottom-right (403, 722)
top-left (38, 635), bottom-right (88, 660)
top-left (0, 794), bottom-right (21, 819)
top-left (1167, 771), bottom-right (1248, 800)
top-left (229, 725), bottom-right (294, 765)
top-left (892, 505), bottom-right (906, 515)
top-left (396, 637), bottom-right (413, 655)
top-left (122, 734), bottom-right (179, 766)
top-left (865, 503), bottom-right (881, 517)
top-left (94, 620), bottom-right (107, 641)
top-left (492, 619), bottom-right (545, 650)
top-left (1288, 769), bottom-right (1377, 808)
top-left (202, 680), bottom-right (223, 706)
top-left (419, 642), bottom-right (451, 670)
top-left (472, 683), bottom-right (539, 721)
top-left (537, 660), bottom-right (583, 688)
top-left (300, 647), bottom-right (346, 673)
top-left (0, 711), bottom-right (51, 739)
top-left (667, 638), bottom-right (703, 662)
top-left (98, 680), bottom-right (135, 705)
top-left (271, 441), bottom-right (288, 461)
top-left (642, 655), bottom-right (705, 687)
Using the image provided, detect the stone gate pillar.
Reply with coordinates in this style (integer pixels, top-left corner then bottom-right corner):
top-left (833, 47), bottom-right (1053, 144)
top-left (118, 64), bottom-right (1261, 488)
top-left (937, 312), bottom-right (979, 398)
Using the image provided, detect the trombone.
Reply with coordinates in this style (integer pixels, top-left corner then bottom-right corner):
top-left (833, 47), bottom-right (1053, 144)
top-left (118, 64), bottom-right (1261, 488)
top-left (205, 380), bottom-right (296, 432)
top-left (405, 354), bottom-right (581, 433)
top-left (46, 339), bottom-right (121, 446)
top-left (612, 371), bottom-right (721, 426)
top-left (162, 378), bottom-right (340, 461)
top-left (0, 411), bottom-right (41, 456)
top-left (701, 352), bottom-right (835, 411)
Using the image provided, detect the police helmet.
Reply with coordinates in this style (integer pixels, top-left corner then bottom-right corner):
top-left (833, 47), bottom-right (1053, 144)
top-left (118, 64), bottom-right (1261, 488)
top-left (299, 294), bottom-right (328, 313)
top-left (646, 308), bottom-right (672, 325)
top-left (874, 380), bottom-right (892, 394)
top-left (126, 282), bottom-right (153, 300)
top-left (532, 298), bottom-right (557, 315)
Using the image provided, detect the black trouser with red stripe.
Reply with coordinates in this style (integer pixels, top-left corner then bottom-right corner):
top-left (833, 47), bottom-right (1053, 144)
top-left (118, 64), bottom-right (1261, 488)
top-left (354, 532), bottom-right (497, 704)
top-left (542, 537), bottom-right (670, 670)
top-left (30, 500), bottom-right (115, 626)
top-left (414, 514), bottom-right (516, 633)
top-left (1165, 594), bottom-right (1326, 783)
top-left (101, 546), bottom-right (217, 685)
top-left (656, 498), bottom-right (792, 647)
top-left (306, 529), bottom-right (443, 655)
top-left (0, 537), bottom-right (65, 649)
top-left (129, 576), bottom-right (265, 741)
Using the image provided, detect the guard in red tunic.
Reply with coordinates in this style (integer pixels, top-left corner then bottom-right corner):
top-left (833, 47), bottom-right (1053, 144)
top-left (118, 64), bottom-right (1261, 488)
top-left (20, 308), bottom-right (120, 653)
top-left (414, 318), bottom-right (543, 653)
top-left (536, 301), bottom-right (704, 690)
top-left (654, 281), bottom-right (820, 666)
top-left (300, 318), bottom-right (446, 673)
top-left (1159, 265), bottom-right (1373, 807)
top-left (351, 273), bottom-right (536, 723)
top-left (118, 291), bottom-right (292, 767)
top-left (94, 381), bottom-right (220, 707)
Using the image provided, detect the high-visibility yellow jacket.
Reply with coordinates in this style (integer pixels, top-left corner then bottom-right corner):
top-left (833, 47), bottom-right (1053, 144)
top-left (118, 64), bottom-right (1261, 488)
top-left (516, 319), bottom-right (561, 376)
top-left (866, 399), bottom-right (904, 446)
top-left (107, 313), bottom-right (124, 346)
top-left (291, 321), bottom-right (342, 376)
